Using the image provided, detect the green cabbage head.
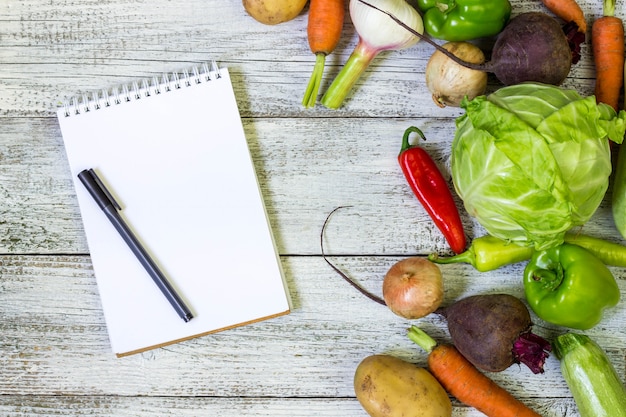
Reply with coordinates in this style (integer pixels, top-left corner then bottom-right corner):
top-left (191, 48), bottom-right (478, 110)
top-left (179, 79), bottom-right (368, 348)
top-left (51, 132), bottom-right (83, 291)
top-left (452, 82), bottom-right (626, 250)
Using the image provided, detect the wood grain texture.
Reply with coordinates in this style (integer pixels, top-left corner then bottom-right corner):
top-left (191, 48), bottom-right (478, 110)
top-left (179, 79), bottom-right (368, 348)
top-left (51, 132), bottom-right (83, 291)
top-left (1, 0), bottom-right (624, 415)
top-left (0, 396), bottom-right (590, 417)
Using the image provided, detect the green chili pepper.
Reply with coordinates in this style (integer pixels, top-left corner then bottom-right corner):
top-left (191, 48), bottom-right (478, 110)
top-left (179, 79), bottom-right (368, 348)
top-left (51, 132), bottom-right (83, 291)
top-left (428, 234), bottom-right (533, 272)
top-left (523, 243), bottom-right (620, 330)
top-left (417, 0), bottom-right (512, 41)
top-left (564, 232), bottom-right (626, 267)
top-left (430, 233), bottom-right (626, 272)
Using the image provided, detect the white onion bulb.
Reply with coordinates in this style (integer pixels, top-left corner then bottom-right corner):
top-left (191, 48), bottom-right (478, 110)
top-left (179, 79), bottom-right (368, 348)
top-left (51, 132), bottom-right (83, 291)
top-left (425, 42), bottom-right (488, 108)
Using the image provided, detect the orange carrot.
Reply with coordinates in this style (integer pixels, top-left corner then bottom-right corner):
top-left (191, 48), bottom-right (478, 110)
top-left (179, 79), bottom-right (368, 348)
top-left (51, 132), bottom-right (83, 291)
top-left (408, 326), bottom-right (543, 417)
top-left (302, 0), bottom-right (345, 108)
top-left (592, 0), bottom-right (625, 111)
top-left (542, 0), bottom-right (587, 32)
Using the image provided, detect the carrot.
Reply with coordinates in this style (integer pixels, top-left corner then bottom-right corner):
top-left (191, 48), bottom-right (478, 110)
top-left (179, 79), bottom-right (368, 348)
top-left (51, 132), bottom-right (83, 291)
top-left (302, 0), bottom-right (345, 108)
top-left (592, 0), bottom-right (625, 111)
top-left (541, 0), bottom-right (587, 32)
top-left (408, 326), bottom-right (543, 417)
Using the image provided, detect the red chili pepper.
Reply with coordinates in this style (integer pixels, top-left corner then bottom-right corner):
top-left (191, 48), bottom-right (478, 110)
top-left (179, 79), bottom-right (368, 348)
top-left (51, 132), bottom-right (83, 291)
top-left (398, 126), bottom-right (466, 254)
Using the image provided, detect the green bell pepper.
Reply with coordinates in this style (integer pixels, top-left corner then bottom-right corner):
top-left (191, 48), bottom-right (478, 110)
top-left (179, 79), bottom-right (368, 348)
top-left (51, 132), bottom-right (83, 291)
top-left (523, 243), bottom-right (620, 330)
top-left (417, 0), bottom-right (512, 41)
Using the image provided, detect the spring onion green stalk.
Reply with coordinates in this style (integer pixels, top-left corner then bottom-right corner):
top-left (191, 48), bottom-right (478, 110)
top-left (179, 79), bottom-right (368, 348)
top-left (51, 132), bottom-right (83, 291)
top-left (320, 0), bottom-right (423, 109)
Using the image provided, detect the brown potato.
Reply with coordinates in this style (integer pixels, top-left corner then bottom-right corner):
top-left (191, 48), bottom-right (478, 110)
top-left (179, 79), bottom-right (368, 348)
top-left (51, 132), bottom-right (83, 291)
top-left (242, 0), bottom-right (308, 25)
top-left (354, 355), bottom-right (452, 417)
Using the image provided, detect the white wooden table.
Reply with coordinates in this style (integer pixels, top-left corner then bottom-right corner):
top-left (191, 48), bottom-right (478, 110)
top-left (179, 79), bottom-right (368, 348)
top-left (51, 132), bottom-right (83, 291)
top-left (1, 0), bottom-right (624, 415)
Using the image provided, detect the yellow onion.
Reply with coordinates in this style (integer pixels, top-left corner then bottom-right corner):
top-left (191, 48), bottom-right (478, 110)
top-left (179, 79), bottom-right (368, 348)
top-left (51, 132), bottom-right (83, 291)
top-left (425, 41), bottom-right (488, 108)
top-left (382, 257), bottom-right (444, 319)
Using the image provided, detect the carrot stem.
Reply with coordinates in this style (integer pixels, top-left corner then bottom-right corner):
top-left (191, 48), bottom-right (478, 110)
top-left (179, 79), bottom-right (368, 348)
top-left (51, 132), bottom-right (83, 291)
top-left (603, 0), bottom-right (616, 17)
top-left (302, 0), bottom-right (345, 108)
top-left (302, 53), bottom-right (327, 108)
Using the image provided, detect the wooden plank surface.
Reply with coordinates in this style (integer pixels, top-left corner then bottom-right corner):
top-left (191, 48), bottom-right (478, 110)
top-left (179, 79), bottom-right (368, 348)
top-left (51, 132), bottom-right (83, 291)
top-left (1, 0), bottom-right (624, 415)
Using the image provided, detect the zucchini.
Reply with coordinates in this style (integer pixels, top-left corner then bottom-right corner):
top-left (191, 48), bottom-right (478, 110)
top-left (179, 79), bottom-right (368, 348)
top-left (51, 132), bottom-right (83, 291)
top-left (553, 333), bottom-right (626, 417)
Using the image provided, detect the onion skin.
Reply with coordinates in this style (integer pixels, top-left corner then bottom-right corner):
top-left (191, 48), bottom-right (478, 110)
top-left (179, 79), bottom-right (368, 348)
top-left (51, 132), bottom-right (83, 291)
top-left (425, 42), bottom-right (488, 108)
top-left (382, 257), bottom-right (444, 319)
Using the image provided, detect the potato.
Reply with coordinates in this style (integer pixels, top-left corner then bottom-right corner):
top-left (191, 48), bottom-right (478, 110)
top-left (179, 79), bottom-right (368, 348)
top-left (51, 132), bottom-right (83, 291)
top-left (242, 0), bottom-right (308, 25)
top-left (354, 355), bottom-right (452, 417)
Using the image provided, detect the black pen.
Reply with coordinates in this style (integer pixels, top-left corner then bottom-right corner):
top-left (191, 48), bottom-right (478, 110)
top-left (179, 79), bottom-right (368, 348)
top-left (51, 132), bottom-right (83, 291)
top-left (77, 168), bottom-right (193, 322)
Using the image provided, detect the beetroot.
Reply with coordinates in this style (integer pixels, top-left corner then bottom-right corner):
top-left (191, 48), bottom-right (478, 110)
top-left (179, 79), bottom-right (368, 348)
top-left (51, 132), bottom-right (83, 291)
top-left (488, 12), bottom-right (573, 85)
top-left (437, 293), bottom-right (551, 374)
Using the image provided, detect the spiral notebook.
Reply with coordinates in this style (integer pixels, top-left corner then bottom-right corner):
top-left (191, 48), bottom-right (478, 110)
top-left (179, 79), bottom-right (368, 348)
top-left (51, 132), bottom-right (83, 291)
top-left (57, 62), bottom-right (291, 357)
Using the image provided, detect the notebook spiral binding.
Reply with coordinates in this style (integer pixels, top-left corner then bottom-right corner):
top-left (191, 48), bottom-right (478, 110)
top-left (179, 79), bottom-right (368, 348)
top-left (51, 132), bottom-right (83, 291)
top-left (62, 61), bottom-right (221, 117)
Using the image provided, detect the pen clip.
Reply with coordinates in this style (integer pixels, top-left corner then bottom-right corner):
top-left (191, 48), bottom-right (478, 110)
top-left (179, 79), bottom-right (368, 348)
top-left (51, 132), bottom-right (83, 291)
top-left (81, 168), bottom-right (122, 210)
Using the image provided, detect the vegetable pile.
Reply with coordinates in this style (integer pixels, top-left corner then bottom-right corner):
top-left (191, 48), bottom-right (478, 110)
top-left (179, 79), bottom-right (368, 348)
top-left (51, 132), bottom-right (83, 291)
top-left (244, 0), bottom-right (626, 415)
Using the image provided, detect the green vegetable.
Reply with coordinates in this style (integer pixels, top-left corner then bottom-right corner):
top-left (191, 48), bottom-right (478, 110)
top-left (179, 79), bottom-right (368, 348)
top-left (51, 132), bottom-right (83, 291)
top-left (417, 0), bottom-right (511, 41)
top-left (564, 232), bottom-right (626, 267)
top-left (430, 232), bottom-right (626, 272)
top-left (428, 235), bottom-right (533, 272)
top-left (523, 243), bottom-right (620, 330)
top-left (452, 82), bottom-right (626, 250)
top-left (553, 333), bottom-right (626, 417)
top-left (612, 142), bottom-right (626, 239)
